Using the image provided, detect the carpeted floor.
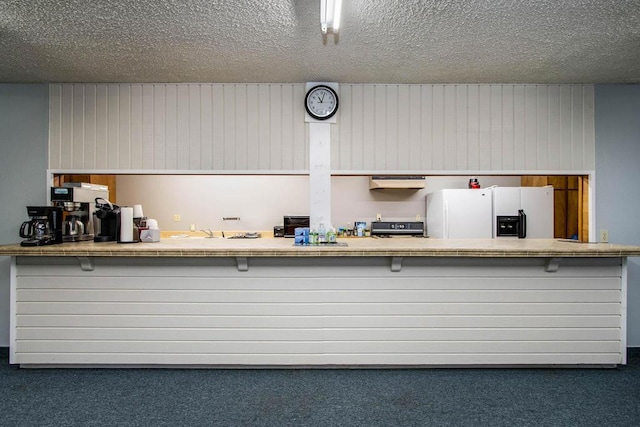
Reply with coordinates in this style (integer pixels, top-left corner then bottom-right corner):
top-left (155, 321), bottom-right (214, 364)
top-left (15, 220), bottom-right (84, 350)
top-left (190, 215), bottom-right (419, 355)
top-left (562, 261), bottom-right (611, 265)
top-left (1, 348), bottom-right (639, 427)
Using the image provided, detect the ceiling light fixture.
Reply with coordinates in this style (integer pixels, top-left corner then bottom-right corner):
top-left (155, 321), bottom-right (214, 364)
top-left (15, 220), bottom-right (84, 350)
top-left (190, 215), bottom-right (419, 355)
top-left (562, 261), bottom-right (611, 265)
top-left (321, 0), bottom-right (342, 34)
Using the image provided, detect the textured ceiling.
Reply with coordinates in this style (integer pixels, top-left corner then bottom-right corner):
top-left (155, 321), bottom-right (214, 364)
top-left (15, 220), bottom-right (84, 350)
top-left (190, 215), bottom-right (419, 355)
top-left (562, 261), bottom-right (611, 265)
top-left (1, 0), bottom-right (639, 84)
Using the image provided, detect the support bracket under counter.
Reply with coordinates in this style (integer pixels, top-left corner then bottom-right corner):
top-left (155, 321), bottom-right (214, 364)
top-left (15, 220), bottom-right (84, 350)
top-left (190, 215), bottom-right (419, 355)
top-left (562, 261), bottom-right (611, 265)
top-left (76, 256), bottom-right (95, 271)
top-left (545, 257), bottom-right (562, 273)
top-left (236, 257), bottom-right (249, 272)
top-left (390, 256), bottom-right (403, 272)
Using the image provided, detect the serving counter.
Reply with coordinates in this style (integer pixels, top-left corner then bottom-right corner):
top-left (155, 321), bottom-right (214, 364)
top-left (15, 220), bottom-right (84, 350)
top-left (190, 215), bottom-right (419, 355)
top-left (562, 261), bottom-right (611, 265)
top-left (2, 238), bottom-right (639, 368)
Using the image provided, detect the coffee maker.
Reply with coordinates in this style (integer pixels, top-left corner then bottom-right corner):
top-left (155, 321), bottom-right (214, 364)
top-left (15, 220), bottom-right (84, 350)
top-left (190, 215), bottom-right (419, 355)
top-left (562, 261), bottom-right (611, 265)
top-left (19, 206), bottom-right (64, 246)
top-left (93, 198), bottom-right (120, 242)
top-left (51, 183), bottom-right (109, 242)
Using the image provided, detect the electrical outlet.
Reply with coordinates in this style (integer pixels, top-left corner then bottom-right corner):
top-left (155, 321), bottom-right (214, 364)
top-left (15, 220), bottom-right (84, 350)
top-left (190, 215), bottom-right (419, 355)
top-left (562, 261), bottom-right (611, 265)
top-left (173, 214), bottom-right (181, 222)
top-left (376, 213), bottom-right (382, 222)
top-left (599, 229), bottom-right (609, 243)
top-left (415, 214), bottom-right (421, 221)
top-left (190, 224), bottom-right (196, 232)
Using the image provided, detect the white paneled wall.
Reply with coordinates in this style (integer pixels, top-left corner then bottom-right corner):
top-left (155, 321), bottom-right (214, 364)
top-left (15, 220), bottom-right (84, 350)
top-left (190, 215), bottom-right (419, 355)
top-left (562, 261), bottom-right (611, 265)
top-left (49, 83), bottom-right (309, 172)
top-left (49, 83), bottom-right (595, 173)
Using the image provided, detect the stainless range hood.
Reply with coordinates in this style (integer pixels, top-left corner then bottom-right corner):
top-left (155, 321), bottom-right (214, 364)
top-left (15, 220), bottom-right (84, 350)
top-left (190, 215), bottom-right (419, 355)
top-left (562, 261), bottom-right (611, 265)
top-left (368, 176), bottom-right (426, 190)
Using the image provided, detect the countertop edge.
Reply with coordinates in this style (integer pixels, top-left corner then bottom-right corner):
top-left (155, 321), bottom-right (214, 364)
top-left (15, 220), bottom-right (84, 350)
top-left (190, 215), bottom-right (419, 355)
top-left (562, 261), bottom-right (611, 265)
top-left (1, 239), bottom-right (640, 258)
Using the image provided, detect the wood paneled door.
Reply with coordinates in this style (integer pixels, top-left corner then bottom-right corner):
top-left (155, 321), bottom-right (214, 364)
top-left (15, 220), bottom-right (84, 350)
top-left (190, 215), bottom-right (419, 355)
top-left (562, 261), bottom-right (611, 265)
top-left (521, 175), bottom-right (588, 241)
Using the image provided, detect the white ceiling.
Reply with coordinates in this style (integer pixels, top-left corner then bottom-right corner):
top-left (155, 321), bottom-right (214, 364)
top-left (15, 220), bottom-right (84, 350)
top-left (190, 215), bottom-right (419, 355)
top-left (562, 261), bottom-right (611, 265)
top-left (1, 0), bottom-right (639, 84)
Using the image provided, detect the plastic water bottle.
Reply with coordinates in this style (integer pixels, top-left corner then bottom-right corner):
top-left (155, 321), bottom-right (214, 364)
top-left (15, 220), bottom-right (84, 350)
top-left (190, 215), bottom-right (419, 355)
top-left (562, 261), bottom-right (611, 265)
top-left (327, 225), bottom-right (337, 243)
top-left (318, 223), bottom-right (327, 243)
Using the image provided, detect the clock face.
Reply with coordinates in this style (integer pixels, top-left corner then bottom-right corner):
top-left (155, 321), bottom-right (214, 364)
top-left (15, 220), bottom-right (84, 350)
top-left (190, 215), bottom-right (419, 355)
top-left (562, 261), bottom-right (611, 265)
top-left (305, 85), bottom-right (339, 120)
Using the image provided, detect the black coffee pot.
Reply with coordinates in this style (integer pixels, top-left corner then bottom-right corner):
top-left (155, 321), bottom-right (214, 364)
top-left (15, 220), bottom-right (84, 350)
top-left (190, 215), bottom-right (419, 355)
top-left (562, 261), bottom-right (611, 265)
top-left (19, 206), bottom-right (63, 247)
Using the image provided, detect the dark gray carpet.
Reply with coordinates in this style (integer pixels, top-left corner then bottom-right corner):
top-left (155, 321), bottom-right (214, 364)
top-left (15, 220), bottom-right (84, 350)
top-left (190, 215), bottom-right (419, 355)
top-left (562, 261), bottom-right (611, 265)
top-left (1, 348), bottom-right (639, 427)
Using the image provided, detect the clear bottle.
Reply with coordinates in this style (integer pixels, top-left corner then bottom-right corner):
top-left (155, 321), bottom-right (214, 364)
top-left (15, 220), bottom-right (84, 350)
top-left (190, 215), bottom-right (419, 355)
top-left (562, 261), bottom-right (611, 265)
top-left (318, 223), bottom-right (327, 244)
top-left (327, 225), bottom-right (337, 243)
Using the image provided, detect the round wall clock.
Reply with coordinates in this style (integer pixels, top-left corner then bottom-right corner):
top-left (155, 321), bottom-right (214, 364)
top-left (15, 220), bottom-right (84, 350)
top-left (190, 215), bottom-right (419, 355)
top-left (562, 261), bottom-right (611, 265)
top-left (305, 85), bottom-right (339, 120)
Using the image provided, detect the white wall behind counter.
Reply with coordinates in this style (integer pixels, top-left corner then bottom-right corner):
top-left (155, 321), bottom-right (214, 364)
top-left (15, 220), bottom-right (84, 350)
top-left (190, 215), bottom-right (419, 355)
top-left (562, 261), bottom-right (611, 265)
top-left (116, 175), bottom-right (520, 232)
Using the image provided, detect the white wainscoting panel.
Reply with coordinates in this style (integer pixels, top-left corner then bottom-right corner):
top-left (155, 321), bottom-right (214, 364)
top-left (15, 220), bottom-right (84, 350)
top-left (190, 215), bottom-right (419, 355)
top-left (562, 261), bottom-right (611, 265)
top-left (50, 84), bottom-right (595, 173)
top-left (13, 256), bottom-right (623, 367)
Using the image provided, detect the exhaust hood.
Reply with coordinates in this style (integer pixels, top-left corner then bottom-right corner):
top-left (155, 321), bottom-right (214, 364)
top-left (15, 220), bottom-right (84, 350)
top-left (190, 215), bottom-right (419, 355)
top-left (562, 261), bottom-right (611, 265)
top-left (368, 176), bottom-right (426, 190)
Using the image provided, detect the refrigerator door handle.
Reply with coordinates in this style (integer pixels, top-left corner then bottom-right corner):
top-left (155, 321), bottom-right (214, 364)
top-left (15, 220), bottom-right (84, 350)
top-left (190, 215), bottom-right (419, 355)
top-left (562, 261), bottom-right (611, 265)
top-left (518, 209), bottom-right (527, 239)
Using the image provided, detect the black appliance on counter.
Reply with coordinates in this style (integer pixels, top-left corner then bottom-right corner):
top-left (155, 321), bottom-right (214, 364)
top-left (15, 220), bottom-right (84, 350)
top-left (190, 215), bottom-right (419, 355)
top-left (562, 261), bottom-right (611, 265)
top-left (371, 221), bottom-right (425, 237)
top-left (273, 225), bottom-right (285, 237)
top-left (283, 216), bottom-right (310, 238)
top-left (51, 186), bottom-right (106, 242)
top-left (93, 198), bottom-right (120, 242)
top-left (19, 206), bottom-right (64, 247)
top-left (496, 209), bottom-right (527, 238)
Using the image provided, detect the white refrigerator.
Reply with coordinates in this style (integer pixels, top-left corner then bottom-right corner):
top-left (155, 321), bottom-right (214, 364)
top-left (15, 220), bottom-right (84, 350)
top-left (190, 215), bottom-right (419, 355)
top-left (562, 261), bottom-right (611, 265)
top-left (492, 186), bottom-right (554, 238)
top-left (425, 189), bottom-right (494, 238)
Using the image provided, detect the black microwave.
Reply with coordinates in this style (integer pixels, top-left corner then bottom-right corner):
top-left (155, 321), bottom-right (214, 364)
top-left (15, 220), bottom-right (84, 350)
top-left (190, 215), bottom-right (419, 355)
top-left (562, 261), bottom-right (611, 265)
top-left (283, 216), bottom-right (310, 238)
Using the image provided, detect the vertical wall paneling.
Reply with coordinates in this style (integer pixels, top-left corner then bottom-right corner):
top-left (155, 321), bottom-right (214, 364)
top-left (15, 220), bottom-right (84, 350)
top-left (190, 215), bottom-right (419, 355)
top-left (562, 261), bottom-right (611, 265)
top-left (106, 85), bottom-right (119, 169)
top-left (454, 85), bottom-right (468, 170)
top-left (83, 85), bottom-right (97, 170)
top-left (512, 85), bottom-right (527, 170)
top-left (49, 83), bottom-right (595, 172)
top-left (234, 84), bottom-right (248, 170)
top-left (524, 85), bottom-right (538, 169)
top-left (536, 85), bottom-right (549, 170)
top-left (374, 85), bottom-right (387, 169)
top-left (490, 86), bottom-right (503, 170)
top-left (211, 84), bottom-right (225, 170)
top-left (60, 85), bottom-right (74, 169)
top-left (199, 84), bottom-right (213, 170)
top-left (269, 85), bottom-right (283, 170)
top-left (583, 86), bottom-right (596, 169)
top-left (335, 85), bottom-right (351, 169)
top-left (408, 85), bottom-right (422, 170)
top-left (362, 85), bottom-right (375, 169)
top-left (131, 84), bottom-right (144, 170)
top-left (571, 86), bottom-right (585, 170)
top-left (152, 85), bottom-right (166, 170)
top-left (501, 85), bottom-right (514, 170)
top-left (547, 86), bottom-right (562, 170)
top-left (256, 84), bottom-right (269, 170)
top-left (164, 85), bottom-right (178, 170)
top-left (95, 85), bottom-right (108, 169)
top-left (443, 85), bottom-right (457, 170)
top-left (478, 85), bottom-right (492, 170)
top-left (245, 84), bottom-right (259, 170)
top-left (176, 85), bottom-right (190, 170)
top-left (385, 85), bottom-right (399, 169)
top-left (71, 85), bottom-right (85, 169)
top-left (432, 85), bottom-right (445, 170)
top-left (559, 86), bottom-right (573, 170)
top-left (117, 84), bottom-right (130, 169)
top-left (396, 85), bottom-right (410, 170)
top-left (188, 84), bottom-right (202, 170)
top-left (48, 85), bottom-right (62, 169)
top-left (293, 84), bottom-right (307, 170)
top-left (466, 85), bottom-right (480, 170)
top-left (280, 84), bottom-right (293, 170)
top-left (524, 85), bottom-right (538, 170)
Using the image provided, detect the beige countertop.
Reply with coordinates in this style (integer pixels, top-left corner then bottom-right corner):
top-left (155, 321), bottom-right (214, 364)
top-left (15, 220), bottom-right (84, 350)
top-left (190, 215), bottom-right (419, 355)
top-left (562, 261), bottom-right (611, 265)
top-left (1, 237), bottom-right (640, 258)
